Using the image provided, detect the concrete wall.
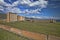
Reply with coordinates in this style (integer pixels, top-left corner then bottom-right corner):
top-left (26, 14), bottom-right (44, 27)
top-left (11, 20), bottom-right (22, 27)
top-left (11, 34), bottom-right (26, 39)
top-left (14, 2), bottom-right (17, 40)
top-left (6, 12), bottom-right (17, 22)
top-left (6, 12), bottom-right (25, 22)
top-left (17, 16), bottom-right (25, 21)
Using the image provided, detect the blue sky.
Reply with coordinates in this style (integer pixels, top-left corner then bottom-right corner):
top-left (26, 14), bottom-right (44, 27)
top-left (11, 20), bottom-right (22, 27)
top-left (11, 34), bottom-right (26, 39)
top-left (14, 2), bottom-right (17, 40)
top-left (0, 0), bottom-right (60, 19)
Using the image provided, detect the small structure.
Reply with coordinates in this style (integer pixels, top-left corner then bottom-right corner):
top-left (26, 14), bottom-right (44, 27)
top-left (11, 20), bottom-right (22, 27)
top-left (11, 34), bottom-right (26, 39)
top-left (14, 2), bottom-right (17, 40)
top-left (49, 19), bottom-right (56, 23)
top-left (6, 12), bottom-right (25, 22)
top-left (17, 15), bottom-right (25, 21)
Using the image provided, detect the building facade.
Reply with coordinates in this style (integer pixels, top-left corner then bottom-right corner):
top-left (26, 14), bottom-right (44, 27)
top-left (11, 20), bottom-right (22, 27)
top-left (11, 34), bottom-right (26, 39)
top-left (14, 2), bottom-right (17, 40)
top-left (6, 12), bottom-right (25, 22)
top-left (17, 16), bottom-right (25, 21)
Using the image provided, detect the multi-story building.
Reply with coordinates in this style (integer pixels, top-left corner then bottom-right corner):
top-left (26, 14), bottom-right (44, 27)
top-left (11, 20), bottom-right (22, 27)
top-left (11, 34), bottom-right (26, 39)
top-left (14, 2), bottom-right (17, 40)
top-left (6, 12), bottom-right (25, 22)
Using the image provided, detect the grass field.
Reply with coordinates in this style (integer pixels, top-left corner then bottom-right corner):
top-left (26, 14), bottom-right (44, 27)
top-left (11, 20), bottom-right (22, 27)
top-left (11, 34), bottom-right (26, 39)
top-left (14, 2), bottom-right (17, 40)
top-left (0, 21), bottom-right (60, 37)
top-left (0, 29), bottom-right (32, 40)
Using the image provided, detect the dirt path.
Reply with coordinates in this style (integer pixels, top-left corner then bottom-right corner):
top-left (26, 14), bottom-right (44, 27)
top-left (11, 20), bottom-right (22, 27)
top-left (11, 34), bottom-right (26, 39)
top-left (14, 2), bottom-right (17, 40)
top-left (0, 25), bottom-right (60, 40)
top-left (0, 25), bottom-right (47, 40)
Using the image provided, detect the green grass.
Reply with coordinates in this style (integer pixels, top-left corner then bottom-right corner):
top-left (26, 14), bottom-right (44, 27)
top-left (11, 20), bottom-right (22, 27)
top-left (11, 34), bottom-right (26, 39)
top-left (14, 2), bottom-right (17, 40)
top-left (0, 21), bottom-right (60, 37)
top-left (0, 29), bottom-right (32, 40)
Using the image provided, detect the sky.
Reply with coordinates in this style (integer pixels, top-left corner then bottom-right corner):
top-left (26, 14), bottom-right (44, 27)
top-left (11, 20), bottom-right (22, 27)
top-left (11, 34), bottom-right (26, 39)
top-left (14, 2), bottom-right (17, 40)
top-left (0, 0), bottom-right (60, 19)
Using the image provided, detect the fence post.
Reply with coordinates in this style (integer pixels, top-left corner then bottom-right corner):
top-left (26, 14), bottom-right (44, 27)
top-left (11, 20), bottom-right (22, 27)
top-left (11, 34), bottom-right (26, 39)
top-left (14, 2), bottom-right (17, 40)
top-left (47, 35), bottom-right (48, 40)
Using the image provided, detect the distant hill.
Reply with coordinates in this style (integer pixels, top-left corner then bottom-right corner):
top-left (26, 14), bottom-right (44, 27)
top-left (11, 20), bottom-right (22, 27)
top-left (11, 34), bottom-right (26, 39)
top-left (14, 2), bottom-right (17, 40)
top-left (56, 20), bottom-right (60, 22)
top-left (0, 13), bottom-right (6, 20)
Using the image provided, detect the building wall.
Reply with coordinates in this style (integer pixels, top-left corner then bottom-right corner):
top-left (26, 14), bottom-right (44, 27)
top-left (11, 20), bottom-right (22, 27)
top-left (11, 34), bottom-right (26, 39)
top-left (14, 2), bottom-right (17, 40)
top-left (9, 13), bottom-right (17, 22)
top-left (6, 12), bottom-right (17, 22)
top-left (6, 12), bottom-right (10, 22)
top-left (17, 16), bottom-right (25, 21)
top-left (6, 12), bottom-right (25, 22)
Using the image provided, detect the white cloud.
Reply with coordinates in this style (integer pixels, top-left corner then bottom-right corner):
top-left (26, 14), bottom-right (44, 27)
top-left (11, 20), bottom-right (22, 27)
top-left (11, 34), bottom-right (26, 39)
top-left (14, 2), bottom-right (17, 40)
top-left (12, 1), bottom-right (19, 6)
top-left (20, 0), bottom-right (31, 4)
top-left (31, 16), bottom-right (43, 19)
top-left (0, 0), bottom-right (48, 14)
top-left (11, 8), bottom-right (21, 13)
top-left (0, 0), bottom-right (19, 7)
top-left (0, 0), bottom-right (19, 13)
top-left (19, 0), bottom-right (48, 8)
top-left (0, 0), bottom-right (6, 5)
top-left (5, 7), bottom-right (21, 13)
top-left (0, 6), bottom-right (4, 11)
top-left (0, 8), bottom-right (4, 11)
top-left (18, 0), bottom-right (48, 14)
top-left (24, 9), bottom-right (40, 14)
top-left (0, 0), bottom-right (4, 3)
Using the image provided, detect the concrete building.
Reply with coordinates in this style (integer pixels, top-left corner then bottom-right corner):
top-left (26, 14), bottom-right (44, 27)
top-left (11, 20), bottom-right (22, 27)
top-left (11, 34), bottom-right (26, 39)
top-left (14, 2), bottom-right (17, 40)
top-left (6, 12), bottom-right (56, 23)
top-left (6, 12), bottom-right (17, 22)
top-left (17, 16), bottom-right (25, 21)
top-left (6, 12), bottom-right (25, 22)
